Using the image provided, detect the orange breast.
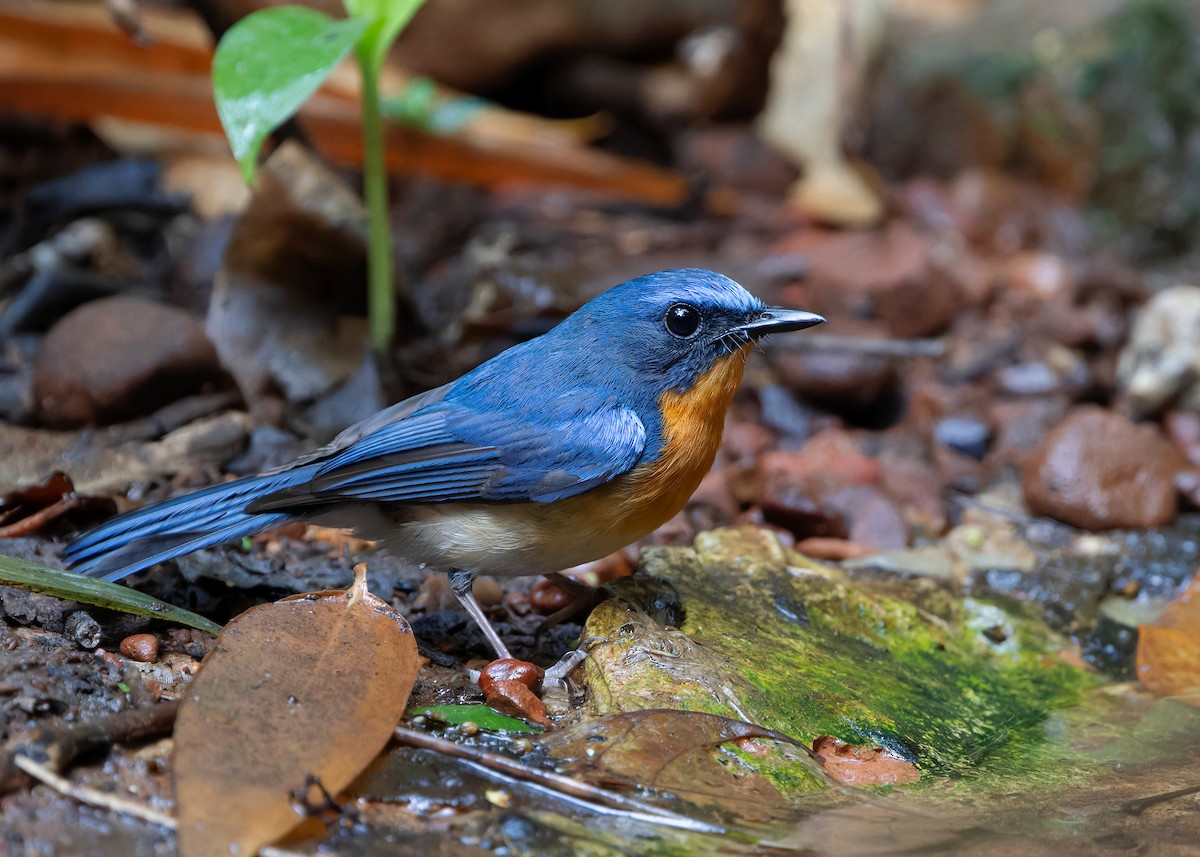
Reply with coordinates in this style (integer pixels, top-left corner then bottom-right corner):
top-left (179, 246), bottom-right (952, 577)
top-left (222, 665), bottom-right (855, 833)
top-left (593, 349), bottom-right (749, 542)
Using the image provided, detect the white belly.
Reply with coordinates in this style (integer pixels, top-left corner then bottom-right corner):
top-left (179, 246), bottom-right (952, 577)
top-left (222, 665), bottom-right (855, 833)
top-left (378, 502), bottom-right (634, 576)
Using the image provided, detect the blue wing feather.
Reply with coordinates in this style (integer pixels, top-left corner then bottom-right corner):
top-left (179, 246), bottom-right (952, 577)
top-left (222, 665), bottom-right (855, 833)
top-left (248, 389), bottom-right (647, 509)
top-left (67, 382), bottom-right (648, 581)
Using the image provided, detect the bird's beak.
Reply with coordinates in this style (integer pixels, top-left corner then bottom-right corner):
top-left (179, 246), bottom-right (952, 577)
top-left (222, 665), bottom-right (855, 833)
top-left (735, 307), bottom-right (827, 339)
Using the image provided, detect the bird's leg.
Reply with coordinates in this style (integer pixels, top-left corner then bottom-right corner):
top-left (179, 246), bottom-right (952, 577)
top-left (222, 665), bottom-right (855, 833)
top-left (448, 570), bottom-right (513, 660)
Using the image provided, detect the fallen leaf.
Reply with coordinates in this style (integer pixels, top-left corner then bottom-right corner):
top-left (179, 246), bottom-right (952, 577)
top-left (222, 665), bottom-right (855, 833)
top-left (173, 564), bottom-right (419, 857)
top-left (0, 0), bottom-right (688, 205)
top-left (407, 704), bottom-right (542, 734)
top-left (0, 471), bottom-right (115, 536)
top-left (811, 735), bottom-right (921, 785)
top-left (1138, 568), bottom-right (1200, 705)
top-left (537, 710), bottom-right (808, 823)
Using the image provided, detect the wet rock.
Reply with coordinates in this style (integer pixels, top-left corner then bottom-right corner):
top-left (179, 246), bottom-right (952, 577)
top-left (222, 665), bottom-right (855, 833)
top-left (1117, 284), bottom-right (1200, 419)
top-left (795, 537), bottom-right (876, 561)
top-left (755, 383), bottom-right (818, 442)
top-left (1176, 469), bottom-right (1200, 510)
top-left (876, 450), bottom-right (947, 533)
top-left (787, 222), bottom-right (962, 338)
top-left (1165, 410), bottom-right (1200, 466)
top-left (987, 396), bottom-right (1071, 469)
top-left (934, 416), bottom-right (991, 460)
top-left (1081, 604), bottom-right (1140, 679)
top-left (687, 466), bottom-right (741, 523)
top-left (969, 551), bottom-right (1114, 633)
top-left (996, 361), bottom-right (1061, 397)
top-left (763, 429), bottom-right (880, 492)
top-left (774, 349), bottom-right (896, 412)
top-left (821, 485), bottom-right (908, 550)
top-left (32, 296), bottom-right (224, 427)
top-left (1023, 406), bottom-right (1186, 530)
top-left (940, 312), bottom-right (1019, 383)
top-left (723, 419), bottom-right (776, 461)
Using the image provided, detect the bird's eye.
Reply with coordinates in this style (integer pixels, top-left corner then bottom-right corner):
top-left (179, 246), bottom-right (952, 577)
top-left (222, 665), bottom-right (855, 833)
top-left (664, 303), bottom-right (701, 338)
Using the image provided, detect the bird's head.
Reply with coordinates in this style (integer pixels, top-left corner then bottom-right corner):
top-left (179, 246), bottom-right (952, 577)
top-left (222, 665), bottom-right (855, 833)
top-left (566, 268), bottom-right (826, 396)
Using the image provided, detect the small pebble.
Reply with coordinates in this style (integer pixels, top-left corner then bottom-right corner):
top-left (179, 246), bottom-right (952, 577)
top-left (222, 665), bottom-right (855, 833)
top-left (934, 416), bottom-right (991, 460)
top-left (472, 576), bottom-right (504, 608)
top-left (119, 633), bottom-right (159, 663)
top-left (478, 658), bottom-right (544, 696)
top-left (529, 580), bottom-right (574, 614)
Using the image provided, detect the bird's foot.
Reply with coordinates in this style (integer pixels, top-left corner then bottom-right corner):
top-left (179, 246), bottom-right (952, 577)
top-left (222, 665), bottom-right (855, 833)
top-left (542, 644), bottom-right (593, 689)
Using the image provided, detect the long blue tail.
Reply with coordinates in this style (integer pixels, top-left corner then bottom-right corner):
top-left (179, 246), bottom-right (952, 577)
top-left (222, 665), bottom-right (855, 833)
top-left (64, 466), bottom-right (320, 581)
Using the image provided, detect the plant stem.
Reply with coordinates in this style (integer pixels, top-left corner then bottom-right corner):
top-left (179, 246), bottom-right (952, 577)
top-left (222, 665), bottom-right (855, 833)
top-left (357, 55), bottom-right (394, 353)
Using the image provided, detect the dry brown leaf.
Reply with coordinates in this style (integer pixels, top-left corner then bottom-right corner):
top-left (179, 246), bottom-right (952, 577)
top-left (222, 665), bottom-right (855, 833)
top-left (173, 565), bottom-right (419, 857)
top-left (0, 0), bottom-right (687, 206)
top-left (537, 710), bottom-right (804, 823)
top-left (1137, 568), bottom-right (1200, 705)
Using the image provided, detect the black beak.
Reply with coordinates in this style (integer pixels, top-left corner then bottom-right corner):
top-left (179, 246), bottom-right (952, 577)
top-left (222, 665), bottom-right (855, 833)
top-left (735, 307), bottom-right (827, 339)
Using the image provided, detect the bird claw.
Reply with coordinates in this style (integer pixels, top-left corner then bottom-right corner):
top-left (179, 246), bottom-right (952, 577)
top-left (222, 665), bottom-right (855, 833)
top-left (542, 636), bottom-right (603, 689)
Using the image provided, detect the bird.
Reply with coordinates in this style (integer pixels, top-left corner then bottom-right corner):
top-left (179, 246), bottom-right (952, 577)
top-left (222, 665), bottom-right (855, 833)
top-left (64, 268), bottom-right (825, 670)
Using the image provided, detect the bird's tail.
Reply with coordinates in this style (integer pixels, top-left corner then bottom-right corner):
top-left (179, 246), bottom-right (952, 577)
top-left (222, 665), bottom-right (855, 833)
top-left (64, 466), bottom-right (319, 581)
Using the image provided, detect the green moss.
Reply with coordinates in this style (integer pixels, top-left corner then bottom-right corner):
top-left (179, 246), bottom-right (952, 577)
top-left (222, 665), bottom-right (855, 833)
top-left (627, 529), bottom-right (1098, 790)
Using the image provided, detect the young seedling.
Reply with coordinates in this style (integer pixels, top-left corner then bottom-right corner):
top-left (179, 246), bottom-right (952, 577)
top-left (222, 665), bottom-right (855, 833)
top-left (212, 0), bottom-right (428, 353)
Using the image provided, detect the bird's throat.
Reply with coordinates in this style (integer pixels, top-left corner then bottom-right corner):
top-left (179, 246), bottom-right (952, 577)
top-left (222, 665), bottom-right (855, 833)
top-left (629, 350), bottom-right (748, 516)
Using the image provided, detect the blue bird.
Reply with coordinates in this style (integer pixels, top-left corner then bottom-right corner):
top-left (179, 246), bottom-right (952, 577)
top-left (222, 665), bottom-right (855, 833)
top-left (65, 268), bottom-right (825, 665)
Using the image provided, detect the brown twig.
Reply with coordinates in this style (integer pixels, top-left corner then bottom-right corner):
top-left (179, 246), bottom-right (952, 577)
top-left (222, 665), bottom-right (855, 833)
top-left (1118, 783), bottom-right (1200, 815)
top-left (392, 725), bottom-right (727, 834)
top-left (0, 497), bottom-right (85, 538)
top-left (13, 754), bottom-right (175, 828)
top-left (8, 700), bottom-right (180, 775)
top-left (772, 333), bottom-right (945, 359)
top-left (12, 754), bottom-right (308, 857)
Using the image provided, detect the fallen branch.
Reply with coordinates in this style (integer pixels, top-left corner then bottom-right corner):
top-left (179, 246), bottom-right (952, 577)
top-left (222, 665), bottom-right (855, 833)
top-left (392, 724), bottom-right (727, 834)
top-left (13, 753), bottom-right (175, 828)
top-left (13, 753), bottom-right (307, 857)
top-left (772, 333), bottom-right (945, 359)
top-left (10, 700), bottom-right (180, 774)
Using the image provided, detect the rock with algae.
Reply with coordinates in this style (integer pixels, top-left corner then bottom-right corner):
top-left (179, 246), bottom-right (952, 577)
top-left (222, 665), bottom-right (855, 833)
top-left (582, 526), bottom-right (1098, 791)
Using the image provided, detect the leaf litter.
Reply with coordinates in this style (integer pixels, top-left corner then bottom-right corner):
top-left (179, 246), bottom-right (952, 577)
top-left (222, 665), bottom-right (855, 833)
top-left (172, 564), bottom-right (419, 856)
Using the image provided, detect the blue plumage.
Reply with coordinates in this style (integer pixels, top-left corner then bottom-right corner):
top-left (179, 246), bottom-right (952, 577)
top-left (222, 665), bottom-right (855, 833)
top-left (63, 268), bottom-right (825, 658)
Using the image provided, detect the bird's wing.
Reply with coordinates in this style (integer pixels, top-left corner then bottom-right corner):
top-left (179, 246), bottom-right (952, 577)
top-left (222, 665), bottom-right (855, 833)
top-left (248, 391), bottom-right (647, 510)
top-left (265, 382), bottom-right (455, 472)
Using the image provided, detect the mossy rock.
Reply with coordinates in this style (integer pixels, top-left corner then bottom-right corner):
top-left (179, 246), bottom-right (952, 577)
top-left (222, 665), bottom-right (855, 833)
top-left (582, 527), bottom-right (1099, 794)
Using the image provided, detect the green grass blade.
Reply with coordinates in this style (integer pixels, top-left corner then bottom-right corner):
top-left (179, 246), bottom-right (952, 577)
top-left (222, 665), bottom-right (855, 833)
top-left (0, 554), bottom-right (222, 636)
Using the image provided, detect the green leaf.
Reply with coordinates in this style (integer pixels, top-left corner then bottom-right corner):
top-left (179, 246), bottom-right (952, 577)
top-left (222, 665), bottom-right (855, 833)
top-left (0, 554), bottom-right (222, 636)
top-left (212, 7), bottom-right (369, 182)
top-left (408, 704), bottom-right (544, 733)
top-left (380, 76), bottom-right (486, 133)
top-left (344, 0), bottom-right (426, 71)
